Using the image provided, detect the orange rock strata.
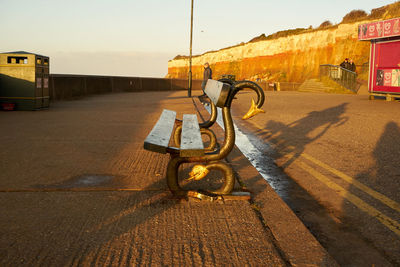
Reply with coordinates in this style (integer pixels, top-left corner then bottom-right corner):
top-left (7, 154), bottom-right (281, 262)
top-left (167, 23), bottom-right (371, 83)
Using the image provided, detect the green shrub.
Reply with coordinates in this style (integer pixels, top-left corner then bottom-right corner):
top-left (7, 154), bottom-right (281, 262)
top-left (249, 34), bottom-right (267, 42)
top-left (319, 20), bottom-right (333, 28)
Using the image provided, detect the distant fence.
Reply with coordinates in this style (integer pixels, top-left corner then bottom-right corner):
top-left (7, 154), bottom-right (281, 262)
top-left (49, 74), bottom-right (202, 101)
top-left (319, 64), bottom-right (357, 93)
top-left (257, 81), bottom-right (302, 91)
top-left (49, 74), bottom-right (302, 101)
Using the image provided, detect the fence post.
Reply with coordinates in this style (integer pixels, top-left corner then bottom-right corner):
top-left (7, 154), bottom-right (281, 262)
top-left (110, 77), bottom-right (114, 92)
top-left (51, 76), bottom-right (56, 101)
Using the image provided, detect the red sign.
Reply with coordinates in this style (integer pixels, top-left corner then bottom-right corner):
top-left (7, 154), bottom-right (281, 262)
top-left (359, 17), bottom-right (400, 40)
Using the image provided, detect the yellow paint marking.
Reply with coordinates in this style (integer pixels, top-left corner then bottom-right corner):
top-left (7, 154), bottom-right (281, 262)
top-left (262, 130), bottom-right (281, 141)
top-left (280, 151), bottom-right (298, 164)
top-left (248, 120), bottom-right (400, 215)
top-left (274, 139), bottom-right (286, 147)
top-left (297, 160), bottom-right (400, 236)
top-left (272, 139), bottom-right (400, 214)
top-left (269, 131), bottom-right (282, 140)
top-left (281, 149), bottom-right (400, 213)
top-left (301, 153), bottom-right (400, 213)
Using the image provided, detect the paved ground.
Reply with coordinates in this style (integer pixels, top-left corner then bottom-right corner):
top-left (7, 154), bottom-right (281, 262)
top-left (230, 91), bottom-right (400, 266)
top-left (0, 91), bottom-right (336, 266)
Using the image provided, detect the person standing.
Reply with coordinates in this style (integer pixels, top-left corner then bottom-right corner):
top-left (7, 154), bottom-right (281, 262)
top-left (340, 58), bottom-right (350, 70)
top-left (348, 59), bottom-right (356, 72)
top-left (201, 62), bottom-right (212, 95)
top-left (340, 58), bottom-right (350, 82)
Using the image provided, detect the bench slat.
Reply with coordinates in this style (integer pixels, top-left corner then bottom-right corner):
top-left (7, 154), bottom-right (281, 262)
top-left (180, 114), bottom-right (204, 157)
top-left (144, 109), bottom-right (176, 153)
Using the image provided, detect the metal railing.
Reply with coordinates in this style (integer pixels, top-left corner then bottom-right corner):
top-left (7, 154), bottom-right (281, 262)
top-left (320, 64), bottom-right (357, 93)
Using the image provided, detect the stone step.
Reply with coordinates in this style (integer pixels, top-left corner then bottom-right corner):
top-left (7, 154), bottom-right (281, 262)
top-left (298, 79), bottom-right (334, 93)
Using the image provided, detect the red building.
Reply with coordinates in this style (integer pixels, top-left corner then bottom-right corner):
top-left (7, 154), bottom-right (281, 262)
top-left (359, 17), bottom-right (400, 100)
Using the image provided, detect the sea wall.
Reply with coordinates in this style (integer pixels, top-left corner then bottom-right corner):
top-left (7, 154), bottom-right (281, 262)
top-left (49, 74), bottom-right (202, 101)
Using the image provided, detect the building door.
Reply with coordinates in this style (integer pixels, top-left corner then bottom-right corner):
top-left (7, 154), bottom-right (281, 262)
top-left (372, 40), bottom-right (400, 93)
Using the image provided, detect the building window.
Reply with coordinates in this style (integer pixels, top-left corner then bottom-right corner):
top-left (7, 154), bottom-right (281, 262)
top-left (7, 56), bottom-right (28, 64)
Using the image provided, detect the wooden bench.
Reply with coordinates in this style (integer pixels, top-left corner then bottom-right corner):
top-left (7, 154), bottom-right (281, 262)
top-left (144, 79), bottom-right (265, 200)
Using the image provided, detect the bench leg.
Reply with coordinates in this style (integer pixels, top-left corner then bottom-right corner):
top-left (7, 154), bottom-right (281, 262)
top-left (166, 156), bottom-right (187, 197)
top-left (166, 155), bottom-right (235, 197)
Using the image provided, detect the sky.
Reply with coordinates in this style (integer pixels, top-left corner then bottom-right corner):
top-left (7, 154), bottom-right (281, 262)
top-left (0, 0), bottom-right (397, 77)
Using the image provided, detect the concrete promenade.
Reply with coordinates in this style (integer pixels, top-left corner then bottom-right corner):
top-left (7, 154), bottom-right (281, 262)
top-left (0, 91), bottom-right (336, 266)
top-left (231, 91), bottom-right (400, 266)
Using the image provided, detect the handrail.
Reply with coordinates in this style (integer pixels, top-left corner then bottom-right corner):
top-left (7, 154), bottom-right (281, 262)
top-left (319, 64), bottom-right (356, 75)
top-left (319, 64), bottom-right (358, 93)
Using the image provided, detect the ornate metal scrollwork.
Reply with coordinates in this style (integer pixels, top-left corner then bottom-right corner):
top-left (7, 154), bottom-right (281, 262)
top-left (173, 125), bottom-right (217, 152)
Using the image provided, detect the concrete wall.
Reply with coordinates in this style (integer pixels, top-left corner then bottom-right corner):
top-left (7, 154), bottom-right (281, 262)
top-left (257, 81), bottom-right (302, 92)
top-left (49, 74), bottom-right (203, 101)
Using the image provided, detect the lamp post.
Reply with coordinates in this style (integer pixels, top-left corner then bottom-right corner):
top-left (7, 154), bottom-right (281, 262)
top-left (188, 0), bottom-right (194, 97)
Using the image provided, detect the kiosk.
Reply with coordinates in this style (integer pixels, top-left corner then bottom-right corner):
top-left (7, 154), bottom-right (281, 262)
top-left (358, 17), bottom-right (400, 101)
top-left (0, 51), bottom-right (50, 110)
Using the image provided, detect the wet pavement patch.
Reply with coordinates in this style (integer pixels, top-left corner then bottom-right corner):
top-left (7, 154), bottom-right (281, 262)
top-left (33, 174), bottom-right (118, 189)
top-left (70, 174), bottom-right (114, 186)
top-left (205, 105), bottom-right (294, 200)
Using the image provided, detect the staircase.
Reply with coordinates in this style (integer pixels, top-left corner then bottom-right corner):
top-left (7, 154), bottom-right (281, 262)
top-left (298, 79), bottom-right (333, 93)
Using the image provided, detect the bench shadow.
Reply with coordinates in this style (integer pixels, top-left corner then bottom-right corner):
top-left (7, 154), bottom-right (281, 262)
top-left (238, 102), bottom-right (400, 265)
top-left (256, 103), bottom-right (349, 168)
top-left (230, 102), bottom-right (373, 265)
top-left (231, 102), bottom-right (349, 197)
top-left (342, 121), bottom-right (400, 265)
top-left (354, 121), bottom-right (400, 193)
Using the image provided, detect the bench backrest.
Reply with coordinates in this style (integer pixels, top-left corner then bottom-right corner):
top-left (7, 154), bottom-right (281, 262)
top-left (204, 79), bottom-right (231, 108)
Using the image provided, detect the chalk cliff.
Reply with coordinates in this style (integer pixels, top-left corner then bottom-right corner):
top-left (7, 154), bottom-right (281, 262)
top-left (167, 3), bottom-right (400, 83)
top-left (167, 23), bottom-right (369, 83)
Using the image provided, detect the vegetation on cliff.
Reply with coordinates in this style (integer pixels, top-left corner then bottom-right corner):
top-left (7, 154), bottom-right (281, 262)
top-left (245, 2), bottom-right (400, 45)
top-left (172, 2), bottom-right (400, 61)
top-left (319, 21), bottom-right (333, 28)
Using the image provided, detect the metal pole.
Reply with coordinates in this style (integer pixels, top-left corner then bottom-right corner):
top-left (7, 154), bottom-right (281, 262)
top-left (188, 0), bottom-right (194, 97)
